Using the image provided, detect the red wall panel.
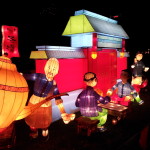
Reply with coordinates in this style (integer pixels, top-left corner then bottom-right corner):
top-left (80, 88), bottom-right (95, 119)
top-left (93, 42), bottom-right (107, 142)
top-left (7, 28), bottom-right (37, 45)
top-left (35, 58), bottom-right (88, 93)
top-left (88, 49), bottom-right (117, 95)
top-left (35, 50), bottom-right (127, 95)
top-left (117, 57), bottom-right (127, 79)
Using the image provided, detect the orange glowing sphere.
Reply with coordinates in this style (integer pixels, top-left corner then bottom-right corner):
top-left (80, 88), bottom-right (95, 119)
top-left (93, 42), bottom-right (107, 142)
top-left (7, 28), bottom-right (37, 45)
top-left (0, 56), bottom-right (28, 129)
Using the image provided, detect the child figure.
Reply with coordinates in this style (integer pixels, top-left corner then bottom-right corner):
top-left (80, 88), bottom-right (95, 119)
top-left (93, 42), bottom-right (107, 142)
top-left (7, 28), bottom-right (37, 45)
top-left (131, 52), bottom-right (149, 93)
top-left (131, 51), bottom-right (149, 84)
top-left (107, 69), bottom-right (143, 106)
top-left (24, 58), bottom-right (75, 140)
top-left (75, 72), bottom-right (110, 132)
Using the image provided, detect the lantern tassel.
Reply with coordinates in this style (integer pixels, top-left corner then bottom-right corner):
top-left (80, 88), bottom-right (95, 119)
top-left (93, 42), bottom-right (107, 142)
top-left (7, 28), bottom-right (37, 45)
top-left (15, 93), bottom-right (69, 120)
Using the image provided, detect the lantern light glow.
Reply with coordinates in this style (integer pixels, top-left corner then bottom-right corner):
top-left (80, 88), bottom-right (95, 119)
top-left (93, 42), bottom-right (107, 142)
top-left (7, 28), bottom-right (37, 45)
top-left (120, 52), bottom-right (125, 58)
top-left (91, 51), bottom-right (97, 59)
top-left (0, 56), bottom-right (28, 129)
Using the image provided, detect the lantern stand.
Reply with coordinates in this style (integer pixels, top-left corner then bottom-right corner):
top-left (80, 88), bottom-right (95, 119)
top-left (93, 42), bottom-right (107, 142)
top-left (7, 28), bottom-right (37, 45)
top-left (0, 122), bottom-right (16, 149)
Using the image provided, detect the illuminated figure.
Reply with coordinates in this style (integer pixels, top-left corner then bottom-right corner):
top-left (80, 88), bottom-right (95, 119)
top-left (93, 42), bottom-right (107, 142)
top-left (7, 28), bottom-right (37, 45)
top-left (131, 76), bottom-right (148, 93)
top-left (131, 51), bottom-right (149, 83)
top-left (131, 52), bottom-right (149, 93)
top-left (75, 72), bottom-right (110, 132)
top-left (107, 69), bottom-right (143, 106)
top-left (24, 58), bottom-right (75, 140)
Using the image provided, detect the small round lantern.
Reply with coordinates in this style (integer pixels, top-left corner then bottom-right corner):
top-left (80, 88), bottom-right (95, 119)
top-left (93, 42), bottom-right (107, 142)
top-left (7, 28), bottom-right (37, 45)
top-left (0, 56), bottom-right (29, 129)
top-left (91, 52), bottom-right (97, 59)
top-left (120, 52), bottom-right (125, 58)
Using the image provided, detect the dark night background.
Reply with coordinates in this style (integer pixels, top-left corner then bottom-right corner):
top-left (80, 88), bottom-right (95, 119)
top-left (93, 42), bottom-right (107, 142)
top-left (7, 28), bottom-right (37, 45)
top-left (1, 2), bottom-right (150, 150)
top-left (0, 1), bottom-right (150, 72)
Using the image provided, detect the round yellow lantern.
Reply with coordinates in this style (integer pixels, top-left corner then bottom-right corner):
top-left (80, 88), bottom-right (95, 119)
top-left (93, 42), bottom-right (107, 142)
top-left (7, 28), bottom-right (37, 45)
top-left (0, 56), bottom-right (29, 130)
top-left (120, 52), bottom-right (125, 58)
top-left (91, 51), bottom-right (97, 59)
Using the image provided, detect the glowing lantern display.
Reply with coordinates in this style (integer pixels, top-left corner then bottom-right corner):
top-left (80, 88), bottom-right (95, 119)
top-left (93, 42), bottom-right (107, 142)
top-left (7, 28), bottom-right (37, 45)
top-left (61, 113), bottom-right (75, 124)
top-left (44, 58), bottom-right (59, 81)
top-left (0, 55), bottom-right (71, 136)
top-left (120, 52), bottom-right (125, 58)
top-left (16, 93), bottom-right (69, 121)
top-left (75, 72), bottom-right (110, 129)
top-left (1, 25), bottom-right (20, 58)
top-left (131, 77), bottom-right (148, 93)
top-left (91, 51), bottom-right (97, 59)
top-left (0, 56), bottom-right (28, 130)
top-left (24, 57), bottom-right (75, 137)
top-left (44, 58), bottom-right (74, 124)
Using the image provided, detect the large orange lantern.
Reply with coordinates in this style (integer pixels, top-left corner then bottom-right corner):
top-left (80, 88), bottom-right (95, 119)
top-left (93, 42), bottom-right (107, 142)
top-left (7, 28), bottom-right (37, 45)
top-left (0, 56), bottom-right (28, 130)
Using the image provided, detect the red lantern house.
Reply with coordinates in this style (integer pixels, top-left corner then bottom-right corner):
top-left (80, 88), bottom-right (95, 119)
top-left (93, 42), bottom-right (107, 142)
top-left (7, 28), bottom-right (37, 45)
top-left (29, 9), bottom-right (129, 122)
top-left (62, 9), bottom-right (129, 94)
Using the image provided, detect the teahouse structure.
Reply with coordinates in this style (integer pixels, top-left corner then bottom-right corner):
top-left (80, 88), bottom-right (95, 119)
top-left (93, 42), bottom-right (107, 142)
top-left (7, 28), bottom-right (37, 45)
top-left (30, 9), bottom-right (129, 121)
top-left (30, 9), bottom-right (129, 94)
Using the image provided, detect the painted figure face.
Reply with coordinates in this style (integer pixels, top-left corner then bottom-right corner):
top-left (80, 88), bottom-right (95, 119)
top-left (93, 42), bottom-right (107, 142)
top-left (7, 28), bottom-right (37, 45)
top-left (44, 58), bottom-right (59, 81)
top-left (120, 71), bottom-right (129, 83)
top-left (84, 72), bottom-right (97, 87)
top-left (136, 53), bottom-right (143, 61)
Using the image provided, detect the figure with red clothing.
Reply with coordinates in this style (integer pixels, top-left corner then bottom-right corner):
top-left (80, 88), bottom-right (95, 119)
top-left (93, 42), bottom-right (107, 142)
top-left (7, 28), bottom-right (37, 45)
top-left (132, 75), bottom-right (148, 93)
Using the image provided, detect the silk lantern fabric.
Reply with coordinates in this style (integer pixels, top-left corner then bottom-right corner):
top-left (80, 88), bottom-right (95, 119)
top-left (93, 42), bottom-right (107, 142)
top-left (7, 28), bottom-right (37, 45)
top-left (0, 56), bottom-right (28, 129)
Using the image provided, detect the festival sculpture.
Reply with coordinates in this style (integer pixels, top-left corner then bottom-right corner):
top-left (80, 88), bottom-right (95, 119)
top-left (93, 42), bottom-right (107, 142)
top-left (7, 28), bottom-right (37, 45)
top-left (75, 72), bottom-right (110, 132)
top-left (0, 55), bottom-right (28, 131)
top-left (131, 51), bottom-right (149, 93)
top-left (24, 58), bottom-right (75, 139)
top-left (107, 69), bottom-right (143, 106)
